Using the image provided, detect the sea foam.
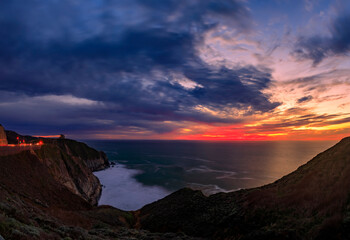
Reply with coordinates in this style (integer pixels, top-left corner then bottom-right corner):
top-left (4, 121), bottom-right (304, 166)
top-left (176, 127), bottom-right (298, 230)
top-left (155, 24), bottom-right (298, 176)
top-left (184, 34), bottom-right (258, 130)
top-left (94, 164), bottom-right (171, 211)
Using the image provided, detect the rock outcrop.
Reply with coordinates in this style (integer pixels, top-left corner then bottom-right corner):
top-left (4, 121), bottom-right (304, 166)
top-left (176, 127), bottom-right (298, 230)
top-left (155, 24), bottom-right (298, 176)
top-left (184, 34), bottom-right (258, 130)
top-left (43, 138), bottom-right (110, 171)
top-left (0, 125), bottom-right (7, 146)
top-left (33, 138), bottom-right (109, 205)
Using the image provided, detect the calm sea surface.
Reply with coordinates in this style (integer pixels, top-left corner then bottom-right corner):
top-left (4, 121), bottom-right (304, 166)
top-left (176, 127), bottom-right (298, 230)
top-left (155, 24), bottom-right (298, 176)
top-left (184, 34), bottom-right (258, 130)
top-left (87, 140), bottom-right (336, 210)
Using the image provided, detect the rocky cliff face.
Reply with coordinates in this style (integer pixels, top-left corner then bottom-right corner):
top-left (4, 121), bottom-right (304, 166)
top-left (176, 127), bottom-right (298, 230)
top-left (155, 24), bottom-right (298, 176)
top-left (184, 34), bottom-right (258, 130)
top-left (46, 138), bottom-right (110, 172)
top-left (34, 138), bottom-right (109, 205)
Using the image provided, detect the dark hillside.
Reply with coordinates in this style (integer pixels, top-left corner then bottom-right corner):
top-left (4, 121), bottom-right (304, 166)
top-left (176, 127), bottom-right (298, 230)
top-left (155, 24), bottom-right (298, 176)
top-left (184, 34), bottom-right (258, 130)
top-left (1, 132), bottom-right (350, 239)
top-left (0, 134), bottom-right (196, 239)
top-left (139, 137), bottom-right (350, 239)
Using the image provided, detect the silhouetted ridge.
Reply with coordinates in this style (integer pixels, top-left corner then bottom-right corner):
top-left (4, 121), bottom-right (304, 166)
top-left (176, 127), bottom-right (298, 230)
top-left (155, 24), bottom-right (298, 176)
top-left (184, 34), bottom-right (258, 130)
top-left (139, 137), bottom-right (350, 239)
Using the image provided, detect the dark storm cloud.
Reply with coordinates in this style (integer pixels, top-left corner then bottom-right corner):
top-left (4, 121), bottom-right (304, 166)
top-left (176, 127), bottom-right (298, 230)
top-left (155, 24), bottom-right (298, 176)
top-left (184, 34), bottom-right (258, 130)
top-left (135, 0), bottom-right (251, 30)
top-left (297, 95), bottom-right (313, 104)
top-left (0, 0), bottom-right (279, 135)
top-left (186, 66), bottom-right (279, 112)
top-left (293, 13), bottom-right (350, 65)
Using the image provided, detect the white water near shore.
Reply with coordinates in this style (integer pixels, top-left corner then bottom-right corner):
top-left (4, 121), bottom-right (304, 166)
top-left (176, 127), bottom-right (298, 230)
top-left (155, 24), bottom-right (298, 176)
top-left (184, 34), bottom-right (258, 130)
top-left (94, 164), bottom-right (171, 211)
top-left (89, 140), bottom-right (337, 211)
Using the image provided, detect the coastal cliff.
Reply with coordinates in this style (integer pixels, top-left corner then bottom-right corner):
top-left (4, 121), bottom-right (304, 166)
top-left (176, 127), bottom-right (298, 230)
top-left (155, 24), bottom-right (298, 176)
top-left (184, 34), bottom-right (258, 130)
top-left (34, 139), bottom-right (109, 205)
top-left (42, 138), bottom-right (110, 172)
top-left (0, 131), bottom-right (194, 239)
top-left (0, 141), bottom-right (139, 240)
top-left (1, 132), bottom-right (350, 239)
top-left (2, 128), bottom-right (109, 206)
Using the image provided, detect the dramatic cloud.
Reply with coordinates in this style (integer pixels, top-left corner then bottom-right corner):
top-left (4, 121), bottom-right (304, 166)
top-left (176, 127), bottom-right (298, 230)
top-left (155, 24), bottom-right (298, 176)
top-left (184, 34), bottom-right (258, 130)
top-left (293, 13), bottom-right (350, 65)
top-left (0, 0), bottom-right (279, 136)
top-left (1, 0), bottom-right (349, 140)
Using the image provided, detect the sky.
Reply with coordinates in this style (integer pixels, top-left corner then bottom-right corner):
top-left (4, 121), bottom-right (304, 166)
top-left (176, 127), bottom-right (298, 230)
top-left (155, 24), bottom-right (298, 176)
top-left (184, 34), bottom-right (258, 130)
top-left (0, 0), bottom-right (349, 141)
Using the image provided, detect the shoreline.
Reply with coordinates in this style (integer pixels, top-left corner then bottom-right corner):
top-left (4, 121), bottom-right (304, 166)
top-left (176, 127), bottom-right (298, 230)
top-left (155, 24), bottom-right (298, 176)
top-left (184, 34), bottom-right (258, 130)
top-left (93, 162), bottom-right (171, 211)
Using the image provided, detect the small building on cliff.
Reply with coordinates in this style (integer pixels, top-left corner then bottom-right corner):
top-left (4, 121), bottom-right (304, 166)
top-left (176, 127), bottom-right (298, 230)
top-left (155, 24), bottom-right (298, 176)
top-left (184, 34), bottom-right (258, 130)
top-left (0, 124), bottom-right (8, 146)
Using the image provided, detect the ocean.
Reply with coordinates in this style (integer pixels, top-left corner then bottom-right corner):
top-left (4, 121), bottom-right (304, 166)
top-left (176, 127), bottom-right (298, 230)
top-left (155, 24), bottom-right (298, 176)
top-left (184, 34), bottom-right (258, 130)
top-left (87, 140), bottom-right (336, 211)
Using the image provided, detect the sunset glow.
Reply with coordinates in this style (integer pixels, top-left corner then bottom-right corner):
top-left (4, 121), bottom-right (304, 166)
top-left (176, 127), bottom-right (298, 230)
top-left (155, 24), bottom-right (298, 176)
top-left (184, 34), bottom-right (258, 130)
top-left (0, 0), bottom-right (349, 140)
